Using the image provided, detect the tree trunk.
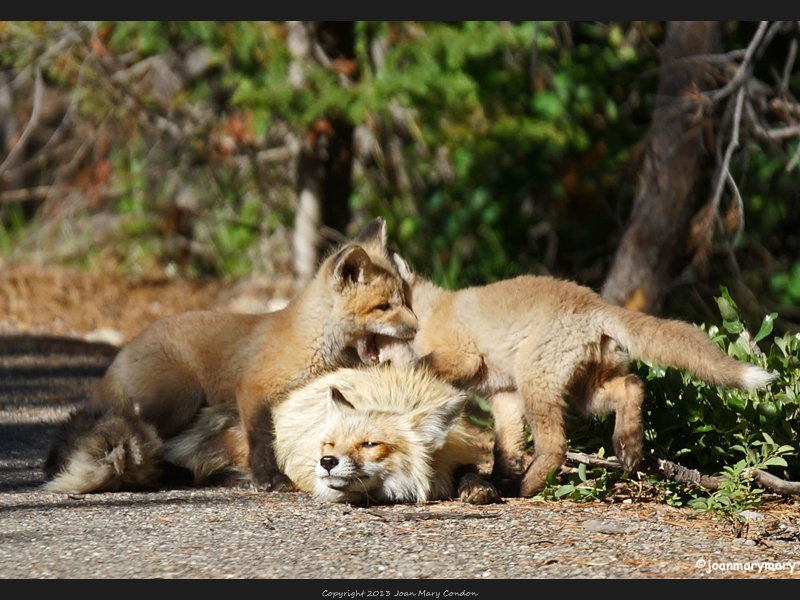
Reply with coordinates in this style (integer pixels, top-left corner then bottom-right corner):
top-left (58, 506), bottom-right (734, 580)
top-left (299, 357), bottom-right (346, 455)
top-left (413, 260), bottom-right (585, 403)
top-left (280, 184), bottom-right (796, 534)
top-left (601, 21), bottom-right (723, 314)
top-left (289, 21), bottom-right (356, 285)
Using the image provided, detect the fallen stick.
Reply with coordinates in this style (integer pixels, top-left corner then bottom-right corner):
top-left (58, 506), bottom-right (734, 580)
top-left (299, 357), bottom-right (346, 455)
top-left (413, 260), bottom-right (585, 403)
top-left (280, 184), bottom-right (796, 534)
top-left (564, 451), bottom-right (800, 496)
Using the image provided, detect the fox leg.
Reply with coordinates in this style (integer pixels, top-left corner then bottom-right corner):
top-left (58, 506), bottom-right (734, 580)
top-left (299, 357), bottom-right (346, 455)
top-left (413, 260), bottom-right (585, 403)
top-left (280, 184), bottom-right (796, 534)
top-left (246, 405), bottom-right (295, 492)
top-left (513, 336), bottom-right (577, 497)
top-left (235, 377), bottom-right (295, 492)
top-left (585, 374), bottom-right (645, 473)
top-left (488, 392), bottom-right (529, 491)
top-left (517, 396), bottom-right (569, 497)
top-left (94, 364), bottom-right (207, 440)
top-left (416, 325), bottom-right (485, 386)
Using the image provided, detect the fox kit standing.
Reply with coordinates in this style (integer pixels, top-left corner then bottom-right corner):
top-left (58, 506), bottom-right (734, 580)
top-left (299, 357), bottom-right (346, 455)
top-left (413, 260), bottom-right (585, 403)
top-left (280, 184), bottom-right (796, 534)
top-left (385, 258), bottom-right (775, 497)
top-left (44, 218), bottom-right (417, 493)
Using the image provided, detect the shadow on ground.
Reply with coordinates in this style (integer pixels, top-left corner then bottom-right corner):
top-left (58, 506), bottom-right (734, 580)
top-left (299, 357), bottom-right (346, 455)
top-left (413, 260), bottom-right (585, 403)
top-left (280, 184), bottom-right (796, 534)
top-left (0, 335), bottom-right (117, 492)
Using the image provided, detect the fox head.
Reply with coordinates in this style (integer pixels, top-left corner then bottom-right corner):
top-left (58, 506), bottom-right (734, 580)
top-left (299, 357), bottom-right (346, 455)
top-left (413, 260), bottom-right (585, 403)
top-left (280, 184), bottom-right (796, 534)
top-left (345, 250), bottom-right (425, 369)
top-left (321, 218), bottom-right (418, 365)
top-left (313, 386), bottom-right (468, 504)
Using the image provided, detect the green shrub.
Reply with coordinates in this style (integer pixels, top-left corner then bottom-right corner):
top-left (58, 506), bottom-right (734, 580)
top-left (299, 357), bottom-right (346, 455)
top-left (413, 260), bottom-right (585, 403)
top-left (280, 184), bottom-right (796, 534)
top-left (541, 287), bottom-right (798, 516)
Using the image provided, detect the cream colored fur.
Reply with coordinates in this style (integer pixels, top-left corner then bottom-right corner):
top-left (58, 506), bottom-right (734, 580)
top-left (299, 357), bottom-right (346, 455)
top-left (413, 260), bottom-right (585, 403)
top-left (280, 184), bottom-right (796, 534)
top-left (43, 408), bottom-right (162, 494)
top-left (386, 256), bottom-right (776, 497)
top-left (43, 218), bottom-right (417, 493)
top-left (272, 365), bottom-right (497, 504)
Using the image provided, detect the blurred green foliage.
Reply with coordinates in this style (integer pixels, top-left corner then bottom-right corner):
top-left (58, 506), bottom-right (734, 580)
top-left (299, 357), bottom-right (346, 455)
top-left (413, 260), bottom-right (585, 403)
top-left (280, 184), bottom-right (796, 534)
top-left (0, 21), bottom-right (798, 312)
top-left (0, 21), bottom-right (663, 285)
top-left (539, 288), bottom-right (798, 516)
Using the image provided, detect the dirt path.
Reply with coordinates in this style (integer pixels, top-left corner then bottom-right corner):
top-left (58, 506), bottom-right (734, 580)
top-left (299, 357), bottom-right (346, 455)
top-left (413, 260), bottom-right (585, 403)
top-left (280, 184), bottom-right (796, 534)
top-left (0, 263), bottom-right (799, 580)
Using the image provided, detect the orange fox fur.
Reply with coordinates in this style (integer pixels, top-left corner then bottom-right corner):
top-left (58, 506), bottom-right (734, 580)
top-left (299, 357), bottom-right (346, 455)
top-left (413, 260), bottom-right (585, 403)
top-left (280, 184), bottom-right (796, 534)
top-left (380, 256), bottom-right (776, 497)
top-left (43, 218), bottom-right (417, 493)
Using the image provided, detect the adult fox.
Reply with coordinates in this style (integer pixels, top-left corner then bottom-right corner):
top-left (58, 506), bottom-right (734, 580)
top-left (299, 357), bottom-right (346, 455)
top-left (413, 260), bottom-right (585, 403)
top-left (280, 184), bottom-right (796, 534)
top-left (163, 365), bottom-right (499, 505)
top-left (44, 218), bottom-right (418, 493)
top-left (379, 256), bottom-right (776, 497)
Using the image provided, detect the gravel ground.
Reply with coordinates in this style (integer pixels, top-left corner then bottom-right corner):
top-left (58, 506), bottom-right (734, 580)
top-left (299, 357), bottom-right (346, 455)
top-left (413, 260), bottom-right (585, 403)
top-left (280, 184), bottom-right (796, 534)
top-left (1, 318), bottom-right (799, 580)
top-left (3, 486), bottom-right (799, 580)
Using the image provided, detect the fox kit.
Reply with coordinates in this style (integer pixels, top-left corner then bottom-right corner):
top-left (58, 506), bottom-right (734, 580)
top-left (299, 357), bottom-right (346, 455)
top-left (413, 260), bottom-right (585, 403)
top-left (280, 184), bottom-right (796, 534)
top-left (44, 218), bottom-right (418, 494)
top-left (383, 257), bottom-right (775, 497)
top-left (164, 365), bottom-right (498, 505)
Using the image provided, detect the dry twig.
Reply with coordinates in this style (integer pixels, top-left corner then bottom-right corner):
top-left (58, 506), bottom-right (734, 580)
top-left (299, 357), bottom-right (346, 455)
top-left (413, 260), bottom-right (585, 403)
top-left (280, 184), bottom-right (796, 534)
top-left (0, 64), bottom-right (43, 177)
top-left (565, 451), bottom-right (800, 496)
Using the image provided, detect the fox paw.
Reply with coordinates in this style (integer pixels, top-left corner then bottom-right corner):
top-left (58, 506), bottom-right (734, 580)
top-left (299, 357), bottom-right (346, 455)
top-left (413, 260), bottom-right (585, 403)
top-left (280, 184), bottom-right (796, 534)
top-left (457, 472), bottom-right (499, 505)
top-left (203, 469), bottom-right (253, 489)
top-left (613, 441), bottom-right (642, 473)
top-left (490, 455), bottom-right (527, 483)
top-left (254, 472), bottom-right (296, 493)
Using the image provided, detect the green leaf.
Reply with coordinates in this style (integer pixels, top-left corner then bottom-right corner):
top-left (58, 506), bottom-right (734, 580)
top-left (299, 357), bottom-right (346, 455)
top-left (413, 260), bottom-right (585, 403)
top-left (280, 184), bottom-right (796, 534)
top-left (532, 91), bottom-right (565, 120)
top-left (754, 313), bottom-right (776, 343)
top-left (554, 485), bottom-right (576, 498)
top-left (723, 320), bottom-right (744, 334)
top-left (716, 295), bottom-right (739, 322)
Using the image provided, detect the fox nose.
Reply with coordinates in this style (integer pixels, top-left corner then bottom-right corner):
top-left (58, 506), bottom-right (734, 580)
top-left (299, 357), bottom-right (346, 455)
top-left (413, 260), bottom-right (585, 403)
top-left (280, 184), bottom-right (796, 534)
top-left (319, 455), bottom-right (339, 473)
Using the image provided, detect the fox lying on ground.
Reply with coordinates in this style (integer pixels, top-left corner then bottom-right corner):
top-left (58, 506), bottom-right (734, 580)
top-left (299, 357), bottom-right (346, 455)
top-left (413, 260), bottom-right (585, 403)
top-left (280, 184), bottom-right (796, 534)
top-left (275, 365), bottom-right (498, 504)
top-left (379, 256), bottom-right (776, 497)
top-left (43, 218), bottom-right (418, 494)
top-left (163, 365), bottom-right (498, 504)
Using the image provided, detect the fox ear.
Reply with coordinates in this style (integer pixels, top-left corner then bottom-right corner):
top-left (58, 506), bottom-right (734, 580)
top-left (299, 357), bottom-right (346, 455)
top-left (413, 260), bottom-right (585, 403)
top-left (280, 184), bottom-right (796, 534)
top-left (410, 393), bottom-right (468, 451)
top-left (352, 217), bottom-right (387, 254)
top-left (327, 387), bottom-right (356, 413)
top-left (331, 246), bottom-right (373, 291)
top-left (391, 252), bottom-right (415, 286)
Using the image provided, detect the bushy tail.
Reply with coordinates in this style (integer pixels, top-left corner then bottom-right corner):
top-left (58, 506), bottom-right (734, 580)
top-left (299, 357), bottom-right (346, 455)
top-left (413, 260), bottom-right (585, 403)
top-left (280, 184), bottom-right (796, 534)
top-left (599, 306), bottom-right (776, 389)
top-left (162, 406), bottom-right (251, 486)
top-left (43, 407), bottom-right (162, 494)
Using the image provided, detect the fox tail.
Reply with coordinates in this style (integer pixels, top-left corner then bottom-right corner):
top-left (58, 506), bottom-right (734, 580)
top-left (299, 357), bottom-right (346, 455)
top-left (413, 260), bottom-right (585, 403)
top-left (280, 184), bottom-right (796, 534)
top-left (43, 406), bottom-right (163, 494)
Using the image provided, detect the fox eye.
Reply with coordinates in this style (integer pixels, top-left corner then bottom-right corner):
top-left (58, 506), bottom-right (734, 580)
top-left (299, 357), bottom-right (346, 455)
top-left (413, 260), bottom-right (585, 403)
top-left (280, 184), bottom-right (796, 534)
top-left (374, 303), bottom-right (392, 312)
top-left (362, 441), bottom-right (381, 448)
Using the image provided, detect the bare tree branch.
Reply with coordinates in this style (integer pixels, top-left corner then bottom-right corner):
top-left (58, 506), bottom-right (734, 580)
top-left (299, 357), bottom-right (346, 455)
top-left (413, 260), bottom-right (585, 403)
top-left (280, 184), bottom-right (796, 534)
top-left (0, 185), bottom-right (51, 204)
top-left (0, 64), bottom-right (43, 177)
top-left (746, 468), bottom-right (800, 495)
top-left (565, 451), bottom-right (622, 470)
top-left (781, 37), bottom-right (797, 90)
top-left (565, 451), bottom-right (800, 496)
top-left (708, 87), bottom-right (745, 225)
top-left (760, 124), bottom-right (800, 139)
top-left (709, 20), bottom-right (769, 103)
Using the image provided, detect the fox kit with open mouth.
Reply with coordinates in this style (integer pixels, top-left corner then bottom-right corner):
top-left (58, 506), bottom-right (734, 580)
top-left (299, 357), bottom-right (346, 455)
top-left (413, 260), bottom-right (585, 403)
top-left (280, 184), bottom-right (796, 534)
top-left (44, 218), bottom-right (418, 494)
